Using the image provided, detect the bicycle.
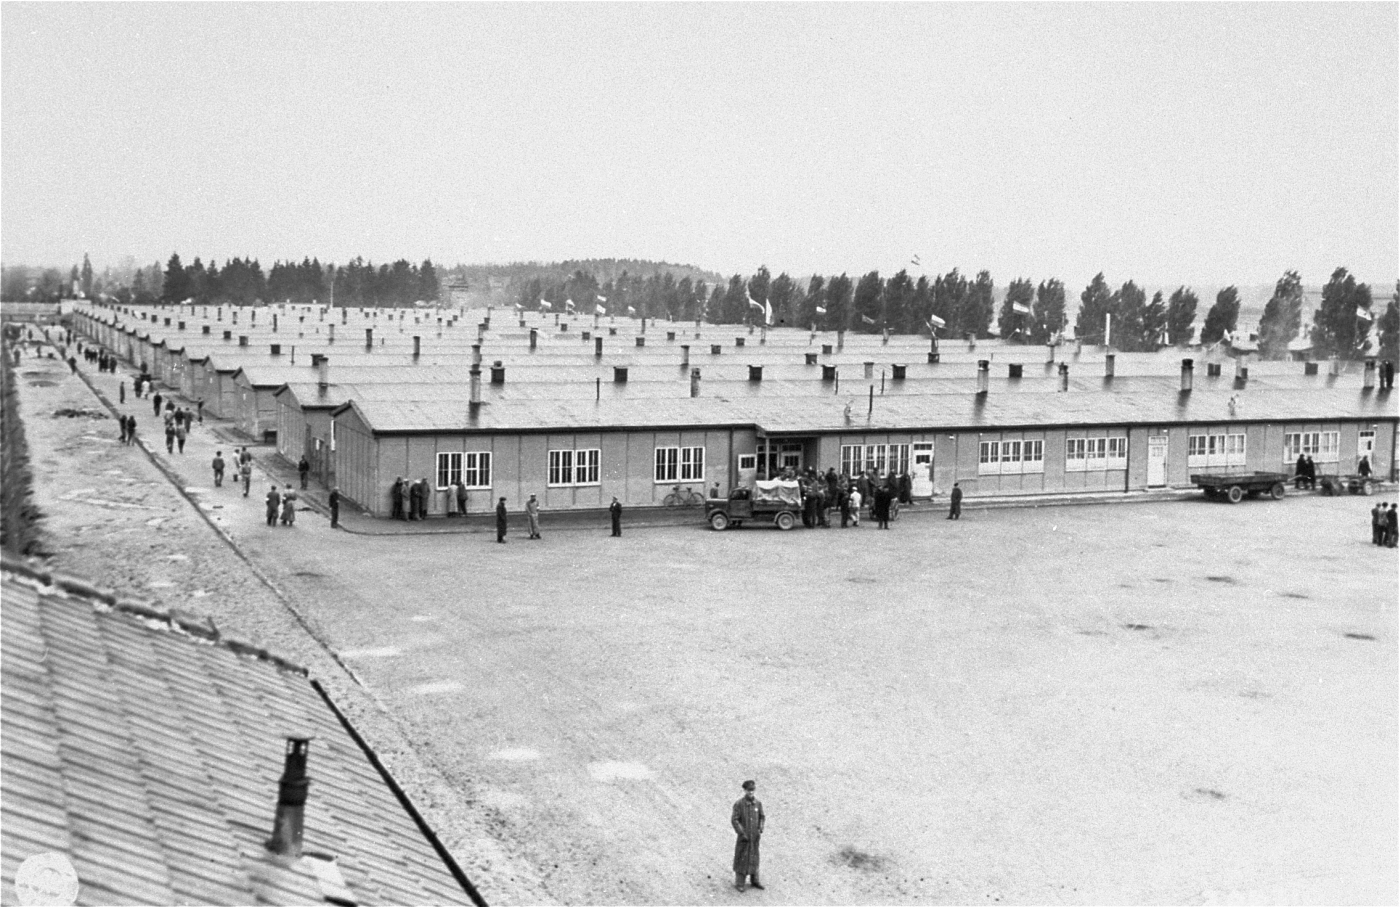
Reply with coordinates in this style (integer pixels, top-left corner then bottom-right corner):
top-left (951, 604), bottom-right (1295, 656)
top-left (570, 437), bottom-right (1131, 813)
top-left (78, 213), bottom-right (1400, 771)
top-left (663, 484), bottom-right (706, 507)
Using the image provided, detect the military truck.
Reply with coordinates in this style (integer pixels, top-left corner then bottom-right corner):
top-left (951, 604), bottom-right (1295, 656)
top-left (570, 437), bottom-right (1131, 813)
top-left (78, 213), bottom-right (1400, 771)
top-left (705, 479), bottom-right (803, 530)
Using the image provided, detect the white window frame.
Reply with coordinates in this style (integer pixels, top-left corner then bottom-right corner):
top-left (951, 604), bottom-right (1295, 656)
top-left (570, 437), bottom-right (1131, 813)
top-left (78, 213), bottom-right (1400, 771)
top-left (462, 451), bottom-right (492, 489)
top-left (1318, 431), bottom-right (1339, 462)
top-left (978, 440), bottom-right (1001, 475)
top-left (1065, 437), bottom-right (1087, 472)
top-left (436, 451), bottom-right (462, 490)
top-left (1000, 440), bottom-right (1023, 474)
top-left (738, 453), bottom-right (757, 470)
top-left (1359, 430), bottom-right (1376, 459)
top-left (1022, 439), bottom-right (1044, 474)
top-left (550, 448), bottom-right (601, 487)
top-left (1191, 432), bottom-right (1246, 468)
top-left (1106, 437), bottom-right (1127, 470)
top-left (655, 446), bottom-right (703, 484)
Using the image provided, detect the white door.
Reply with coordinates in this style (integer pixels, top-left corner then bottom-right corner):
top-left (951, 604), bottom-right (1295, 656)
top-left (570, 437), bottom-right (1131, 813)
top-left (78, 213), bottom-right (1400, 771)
top-left (912, 443), bottom-right (934, 497)
top-left (1147, 436), bottom-right (1168, 487)
top-left (737, 454), bottom-right (757, 490)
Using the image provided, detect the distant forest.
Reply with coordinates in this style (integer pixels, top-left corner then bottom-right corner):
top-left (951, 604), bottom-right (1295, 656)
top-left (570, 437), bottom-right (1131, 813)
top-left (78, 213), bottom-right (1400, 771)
top-left (3, 255), bottom-right (1395, 361)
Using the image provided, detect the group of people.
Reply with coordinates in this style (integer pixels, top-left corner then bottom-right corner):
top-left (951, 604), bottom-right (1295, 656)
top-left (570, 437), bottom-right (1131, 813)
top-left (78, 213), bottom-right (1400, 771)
top-left (1293, 454), bottom-right (1319, 489)
top-left (785, 467), bottom-right (914, 530)
top-left (161, 402), bottom-right (197, 453)
top-left (1370, 503), bottom-right (1398, 547)
top-left (265, 484), bottom-right (299, 527)
top-left (390, 477), bottom-right (434, 520)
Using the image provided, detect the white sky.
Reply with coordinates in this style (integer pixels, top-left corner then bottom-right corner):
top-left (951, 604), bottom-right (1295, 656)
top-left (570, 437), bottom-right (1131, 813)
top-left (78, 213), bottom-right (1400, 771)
top-left (2, 3), bottom-right (1396, 291)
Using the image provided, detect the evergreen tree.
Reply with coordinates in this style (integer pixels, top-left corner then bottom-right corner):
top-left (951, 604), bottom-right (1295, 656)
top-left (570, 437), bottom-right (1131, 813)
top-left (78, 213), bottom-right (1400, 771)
top-left (852, 271), bottom-right (884, 331)
top-left (1165, 287), bottom-right (1198, 346)
top-left (80, 254), bottom-right (93, 298)
top-left (418, 259), bottom-right (440, 305)
top-left (1201, 286), bottom-right (1240, 346)
top-left (798, 275), bottom-right (825, 328)
top-left (1074, 273), bottom-right (1113, 345)
top-left (1142, 290), bottom-right (1169, 351)
top-left (932, 269), bottom-right (966, 333)
top-left (997, 278), bottom-right (1035, 342)
top-left (882, 270), bottom-right (915, 333)
top-left (825, 273), bottom-right (854, 329)
top-left (1030, 278), bottom-right (1066, 344)
top-left (747, 266), bottom-right (772, 321)
top-left (1112, 281), bottom-right (1149, 351)
top-left (1378, 283), bottom-right (1399, 364)
top-left (187, 257), bottom-right (207, 303)
top-left (909, 276), bottom-right (933, 334)
top-left (705, 284), bottom-right (725, 323)
top-left (1310, 266), bottom-right (1373, 359)
top-left (721, 275), bottom-right (747, 324)
top-left (1258, 270), bottom-right (1304, 359)
top-left (959, 271), bottom-right (995, 338)
top-left (162, 253), bottom-right (190, 304)
top-left (769, 273), bottom-right (798, 326)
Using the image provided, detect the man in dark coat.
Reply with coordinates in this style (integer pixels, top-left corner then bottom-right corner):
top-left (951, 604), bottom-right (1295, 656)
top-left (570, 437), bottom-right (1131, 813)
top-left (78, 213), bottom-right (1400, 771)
top-left (152, 392), bottom-right (163, 417)
top-left (390, 478), bottom-right (406, 520)
top-left (948, 481), bottom-right (963, 520)
top-left (1294, 454), bottom-right (1308, 489)
top-left (873, 485), bottom-right (891, 529)
top-left (1304, 455), bottom-right (1316, 489)
top-left (609, 496), bottom-right (622, 537)
top-left (265, 486), bottom-right (281, 527)
top-left (1372, 503), bottom-right (1385, 546)
top-left (731, 780), bottom-right (765, 891)
top-left (329, 487), bottom-right (340, 529)
top-left (1358, 455), bottom-right (1372, 478)
top-left (298, 456), bottom-right (310, 489)
top-left (496, 496), bottom-right (508, 543)
top-left (456, 480), bottom-right (468, 517)
top-left (212, 451), bottom-right (225, 487)
top-left (1387, 504), bottom-right (1398, 548)
top-left (407, 479), bottom-right (421, 520)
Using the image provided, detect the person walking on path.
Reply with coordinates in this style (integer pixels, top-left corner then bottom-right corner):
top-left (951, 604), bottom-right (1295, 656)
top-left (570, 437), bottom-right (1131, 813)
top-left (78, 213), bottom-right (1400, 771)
top-left (298, 456), bottom-right (310, 489)
top-left (455, 480), bottom-right (468, 517)
top-left (164, 421), bottom-right (176, 454)
top-left (125, 415), bottom-right (137, 446)
top-left (731, 780), bottom-right (765, 891)
top-left (152, 392), bottom-right (162, 417)
top-left (948, 482), bottom-right (963, 520)
top-left (212, 451), bottom-right (226, 487)
top-left (175, 420), bottom-right (187, 454)
top-left (496, 497), bottom-right (508, 543)
top-left (119, 381), bottom-right (125, 404)
top-left (526, 493), bottom-right (542, 539)
top-left (848, 487), bottom-right (862, 527)
top-left (1387, 504), bottom-right (1399, 548)
top-left (265, 486), bottom-right (281, 527)
top-left (329, 487), bottom-right (340, 529)
top-left (609, 496), bottom-right (622, 537)
top-left (281, 485), bottom-right (298, 526)
top-left (240, 458), bottom-right (252, 497)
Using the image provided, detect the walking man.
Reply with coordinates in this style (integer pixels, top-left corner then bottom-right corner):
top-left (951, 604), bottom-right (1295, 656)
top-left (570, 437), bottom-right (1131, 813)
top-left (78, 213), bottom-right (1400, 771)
top-left (240, 458), bottom-right (252, 497)
top-left (119, 380), bottom-right (125, 404)
top-left (609, 496), bottom-right (622, 537)
top-left (298, 455), bottom-right (310, 489)
top-left (391, 478), bottom-right (406, 520)
top-left (152, 392), bottom-right (162, 417)
top-left (265, 486), bottom-right (281, 527)
top-left (731, 780), bottom-right (765, 891)
top-left (1372, 503), bottom-right (1385, 545)
top-left (456, 479), bottom-right (468, 517)
top-left (212, 451), bottom-right (226, 487)
top-left (948, 481), bottom-right (963, 520)
top-left (1387, 503), bottom-right (1398, 548)
top-left (281, 485), bottom-right (297, 526)
top-left (526, 493), bottom-right (541, 539)
top-left (496, 496), bottom-right (508, 543)
top-left (329, 487), bottom-right (340, 529)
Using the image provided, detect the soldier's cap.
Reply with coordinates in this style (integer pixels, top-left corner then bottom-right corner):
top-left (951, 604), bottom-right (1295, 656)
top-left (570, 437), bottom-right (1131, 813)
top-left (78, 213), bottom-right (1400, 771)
top-left (742, 780), bottom-right (755, 791)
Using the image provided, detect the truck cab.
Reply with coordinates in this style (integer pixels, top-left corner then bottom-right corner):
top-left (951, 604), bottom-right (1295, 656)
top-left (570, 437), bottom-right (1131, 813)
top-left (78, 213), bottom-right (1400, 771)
top-left (705, 479), bottom-right (803, 530)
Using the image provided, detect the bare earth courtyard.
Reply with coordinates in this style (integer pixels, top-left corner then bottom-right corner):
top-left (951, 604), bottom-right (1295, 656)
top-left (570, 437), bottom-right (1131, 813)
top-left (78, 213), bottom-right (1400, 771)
top-left (16, 355), bottom-right (1398, 905)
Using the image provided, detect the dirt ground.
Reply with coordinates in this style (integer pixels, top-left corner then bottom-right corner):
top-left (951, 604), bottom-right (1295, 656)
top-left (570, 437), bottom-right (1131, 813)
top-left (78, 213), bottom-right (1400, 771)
top-left (13, 345), bottom-right (1399, 905)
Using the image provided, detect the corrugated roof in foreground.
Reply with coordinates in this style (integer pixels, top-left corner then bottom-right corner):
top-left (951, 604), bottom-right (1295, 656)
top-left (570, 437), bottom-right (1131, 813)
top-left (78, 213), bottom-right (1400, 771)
top-left (337, 384), bottom-right (1397, 435)
top-left (0, 563), bottom-right (472, 906)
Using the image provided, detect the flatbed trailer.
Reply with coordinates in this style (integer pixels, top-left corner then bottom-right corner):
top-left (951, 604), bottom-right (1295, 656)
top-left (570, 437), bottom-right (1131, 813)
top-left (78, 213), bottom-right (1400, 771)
top-left (1190, 472), bottom-right (1289, 503)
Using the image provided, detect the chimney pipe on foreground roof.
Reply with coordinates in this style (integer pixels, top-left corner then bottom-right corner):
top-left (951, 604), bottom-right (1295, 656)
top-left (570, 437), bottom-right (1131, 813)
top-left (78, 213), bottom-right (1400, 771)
top-left (266, 736), bottom-right (312, 858)
top-left (529, 328), bottom-right (537, 351)
top-left (976, 360), bottom-right (990, 395)
top-left (469, 364), bottom-right (482, 410)
top-left (364, 328), bottom-right (373, 349)
top-left (490, 361), bottom-right (505, 385)
top-left (318, 357), bottom-right (329, 396)
top-left (413, 336), bottom-right (421, 360)
top-left (1058, 362), bottom-right (1070, 391)
top-left (690, 367), bottom-right (701, 398)
top-left (837, 330), bottom-right (845, 352)
top-left (328, 323), bottom-right (335, 344)
top-left (1104, 354), bottom-right (1115, 379)
top-left (1364, 358), bottom-right (1376, 389)
top-left (614, 366), bottom-right (628, 383)
top-left (239, 335), bottom-right (249, 347)
top-left (748, 365), bottom-right (763, 382)
top-left (270, 344), bottom-right (281, 356)
top-left (680, 344), bottom-right (690, 368)
top-left (1180, 358), bottom-right (1194, 393)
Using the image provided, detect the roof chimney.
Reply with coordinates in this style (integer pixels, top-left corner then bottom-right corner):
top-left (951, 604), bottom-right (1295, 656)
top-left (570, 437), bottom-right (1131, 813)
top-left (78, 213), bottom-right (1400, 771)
top-left (863, 361), bottom-right (874, 379)
top-left (471, 343), bottom-right (482, 366)
top-left (837, 330), bottom-right (845, 352)
top-left (327, 323), bottom-right (335, 344)
top-left (266, 736), bottom-right (312, 858)
top-left (976, 360), bottom-right (990, 395)
top-left (735, 336), bottom-right (745, 347)
top-left (1236, 359), bottom-right (1249, 386)
top-left (272, 314), bottom-right (278, 332)
top-left (364, 327), bottom-right (373, 349)
top-left (748, 365), bottom-right (763, 382)
top-left (270, 344), bottom-right (281, 356)
top-left (595, 336), bottom-right (604, 358)
top-left (821, 364), bottom-right (838, 382)
top-left (413, 336), bottom-right (421, 360)
top-left (805, 352), bottom-right (818, 365)
top-left (1104, 353), bottom-right (1115, 380)
top-left (1007, 363), bottom-right (1022, 379)
top-left (1180, 358), bottom-right (1194, 392)
top-left (318, 357), bottom-right (329, 396)
top-left (690, 367), bottom-right (702, 397)
top-left (1058, 362), bottom-right (1070, 391)
top-left (490, 361), bottom-right (505, 385)
top-left (529, 328), bottom-right (538, 350)
top-left (711, 344), bottom-right (722, 355)
top-left (178, 321), bottom-right (186, 331)
top-left (635, 336), bottom-right (645, 347)
top-left (1046, 342), bottom-right (1055, 363)
top-left (1327, 357), bottom-right (1341, 377)
top-left (892, 363), bottom-right (907, 380)
top-left (239, 335), bottom-right (249, 347)
top-left (201, 325), bottom-right (210, 335)
top-left (1364, 358), bottom-right (1376, 389)
top-left (223, 330), bottom-right (232, 341)
top-left (469, 363), bottom-right (482, 409)
top-left (614, 366), bottom-right (628, 384)
top-left (680, 344), bottom-right (690, 368)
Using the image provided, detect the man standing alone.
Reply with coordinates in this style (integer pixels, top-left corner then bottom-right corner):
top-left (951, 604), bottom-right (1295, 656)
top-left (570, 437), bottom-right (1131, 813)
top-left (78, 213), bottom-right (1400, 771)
top-left (947, 481), bottom-right (963, 520)
top-left (731, 780), bottom-right (765, 891)
top-left (1372, 503), bottom-right (1385, 546)
top-left (496, 497), bottom-right (508, 543)
top-left (329, 487), bottom-right (340, 529)
top-left (609, 496), bottom-right (622, 537)
top-left (212, 451), bottom-right (225, 487)
top-left (526, 493), bottom-right (541, 539)
top-left (265, 486), bottom-right (281, 527)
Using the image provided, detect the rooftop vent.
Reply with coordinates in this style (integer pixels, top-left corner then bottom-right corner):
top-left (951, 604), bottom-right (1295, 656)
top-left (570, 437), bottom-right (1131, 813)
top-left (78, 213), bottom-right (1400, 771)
top-left (1180, 358), bottom-right (1194, 392)
top-left (748, 365), bottom-right (763, 382)
top-left (614, 366), bottom-right (628, 383)
top-left (976, 360), bottom-right (990, 395)
top-left (266, 736), bottom-right (312, 858)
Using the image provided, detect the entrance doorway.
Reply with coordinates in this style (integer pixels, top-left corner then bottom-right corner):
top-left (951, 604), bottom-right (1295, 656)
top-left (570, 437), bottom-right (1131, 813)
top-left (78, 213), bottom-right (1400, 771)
top-left (1147, 436), bottom-right (1168, 487)
top-left (912, 443), bottom-right (934, 497)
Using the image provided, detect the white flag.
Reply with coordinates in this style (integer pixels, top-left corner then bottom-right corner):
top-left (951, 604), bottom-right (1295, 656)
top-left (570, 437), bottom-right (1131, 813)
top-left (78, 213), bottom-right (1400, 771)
top-left (764, 301), bottom-right (773, 326)
top-left (815, 306), bottom-right (827, 315)
top-left (597, 294), bottom-right (608, 304)
top-left (627, 305), bottom-right (636, 316)
top-left (928, 314), bottom-right (946, 328)
top-left (539, 300), bottom-right (552, 311)
top-left (1357, 305), bottom-right (1375, 322)
top-left (595, 304), bottom-right (606, 315)
top-left (1012, 301), bottom-right (1030, 315)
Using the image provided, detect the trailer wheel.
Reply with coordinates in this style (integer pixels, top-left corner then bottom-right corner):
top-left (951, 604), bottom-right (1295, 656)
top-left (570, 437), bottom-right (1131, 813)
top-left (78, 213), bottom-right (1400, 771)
top-left (709, 511), bottom-right (730, 531)
top-left (1226, 485), bottom-right (1244, 504)
top-left (775, 511), bottom-right (796, 531)
top-left (1360, 479), bottom-right (1374, 496)
top-left (1270, 482), bottom-right (1285, 500)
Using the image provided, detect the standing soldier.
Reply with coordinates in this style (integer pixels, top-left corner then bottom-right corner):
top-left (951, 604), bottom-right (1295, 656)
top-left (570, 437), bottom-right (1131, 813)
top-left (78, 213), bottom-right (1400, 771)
top-left (265, 486), bottom-right (281, 527)
top-left (496, 496), bottom-right (508, 543)
top-left (526, 493), bottom-right (542, 539)
top-left (152, 392), bottom-right (162, 418)
top-left (240, 457), bottom-right (253, 497)
top-left (328, 487), bottom-right (340, 529)
top-left (212, 451), bottom-right (226, 487)
top-left (456, 479), bottom-right (468, 517)
top-left (1387, 504), bottom-right (1399, 548)
top-left (731, 780), bottom-right (765, 891)
top-left (947, 481), bottom-right (963, 520)
top-left (1373, 503), bottom-right (1385, 546)
top-left (298, 455), bottom-right (310, 489)
top-left (609, 496), bottom-right (622, 537)
top-left (119, 380), bottom-right (126, 404)
top-left (391, 477), bottom-right (406, 520)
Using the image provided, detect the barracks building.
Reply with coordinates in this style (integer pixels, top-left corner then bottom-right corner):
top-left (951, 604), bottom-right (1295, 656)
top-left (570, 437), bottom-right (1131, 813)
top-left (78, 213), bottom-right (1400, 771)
top-left (71, 301), bottom-right (1397, 518)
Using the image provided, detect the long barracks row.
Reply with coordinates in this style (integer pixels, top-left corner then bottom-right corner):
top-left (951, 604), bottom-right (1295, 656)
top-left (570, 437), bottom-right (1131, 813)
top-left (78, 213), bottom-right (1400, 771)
top-left (69, 301), bottom-right (1397, 518)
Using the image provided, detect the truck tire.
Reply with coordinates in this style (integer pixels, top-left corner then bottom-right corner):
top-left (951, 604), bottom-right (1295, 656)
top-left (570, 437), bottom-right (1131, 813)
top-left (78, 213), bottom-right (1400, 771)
top-left (775, 511), bottom-right (796, 531)
top-left (709, 511), bottom-right (730, 531)
top-left (1227, 485), bottom-right (1244, 504)
top-left (1270, 482), bottom-right (1285, 500)
top-left (1361, 480), bottom-right (1374, 496)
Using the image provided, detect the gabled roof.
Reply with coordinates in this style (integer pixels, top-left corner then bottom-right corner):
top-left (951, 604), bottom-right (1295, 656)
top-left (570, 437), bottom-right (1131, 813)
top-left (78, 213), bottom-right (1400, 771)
top-left (0, 561), bottom-right (474, 906)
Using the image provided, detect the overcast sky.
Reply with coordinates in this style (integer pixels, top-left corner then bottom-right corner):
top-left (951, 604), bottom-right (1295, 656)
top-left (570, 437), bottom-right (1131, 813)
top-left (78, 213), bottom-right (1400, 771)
top-left (3, 3), bottom-right (1396, 291)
